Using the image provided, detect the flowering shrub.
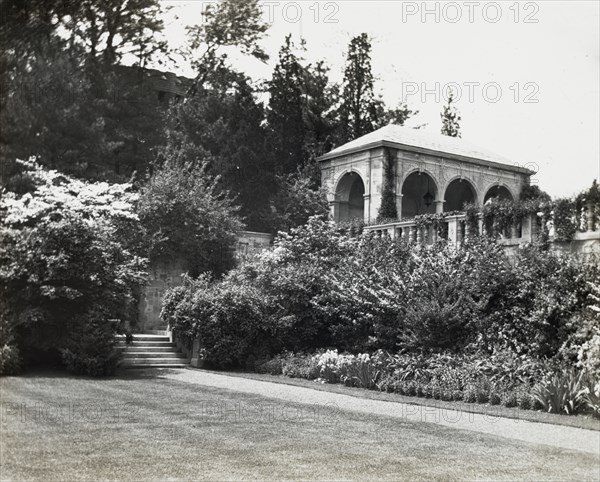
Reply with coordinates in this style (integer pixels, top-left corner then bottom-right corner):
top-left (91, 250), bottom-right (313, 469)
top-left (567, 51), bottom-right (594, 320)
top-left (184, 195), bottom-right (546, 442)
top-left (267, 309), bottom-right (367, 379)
top-left (0, 159), bottom-right (147, 375)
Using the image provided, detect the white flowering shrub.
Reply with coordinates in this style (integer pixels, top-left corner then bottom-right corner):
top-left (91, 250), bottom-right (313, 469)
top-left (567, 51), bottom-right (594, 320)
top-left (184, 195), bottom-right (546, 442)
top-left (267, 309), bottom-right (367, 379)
top-left (0, 159), bottom-right (147, 375)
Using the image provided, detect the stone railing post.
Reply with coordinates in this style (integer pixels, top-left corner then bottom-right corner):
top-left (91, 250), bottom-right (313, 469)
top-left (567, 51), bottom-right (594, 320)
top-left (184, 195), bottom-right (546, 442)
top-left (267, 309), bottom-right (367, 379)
top-left (587, 202), bottom-right (595, 232)
top-left (416, 226), bottom-right (423, 244)
top-left (521, 213), bottom-right (538, 242)
top-left (190, 338), bottom-right (202, 368)
top-left (409, 225), bottom-right (416, 243)
top-left (448, 217), bottom-right (458, 244)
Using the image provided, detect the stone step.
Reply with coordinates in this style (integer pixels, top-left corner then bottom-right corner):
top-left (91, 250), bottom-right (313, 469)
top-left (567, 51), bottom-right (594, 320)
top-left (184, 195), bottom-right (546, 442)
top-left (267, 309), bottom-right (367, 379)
top-left (117, 340), bottom-right (175, 346)
top-left (121, 352), bottom-right (187, 359)
top-left (121, 363), bottom-right (189, 369)
top-left (143, 330), bottom-right (168, 335)
top-left (116, 334), bottom-right (170, 342)
top-left (117, 346), bottom-right (176, 353)
top-left (121, 357), bottom-right (189, 365)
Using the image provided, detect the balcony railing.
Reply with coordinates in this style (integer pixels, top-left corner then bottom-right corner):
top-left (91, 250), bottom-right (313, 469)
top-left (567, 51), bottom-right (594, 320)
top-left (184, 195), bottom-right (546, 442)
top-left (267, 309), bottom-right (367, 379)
top-left (365, 206), bottom-right (599, 246)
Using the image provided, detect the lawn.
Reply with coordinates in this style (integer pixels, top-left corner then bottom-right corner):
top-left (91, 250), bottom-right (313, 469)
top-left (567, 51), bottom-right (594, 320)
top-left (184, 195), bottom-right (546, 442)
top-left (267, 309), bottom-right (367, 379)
top-left (1, 369), bottom-right (599, 481)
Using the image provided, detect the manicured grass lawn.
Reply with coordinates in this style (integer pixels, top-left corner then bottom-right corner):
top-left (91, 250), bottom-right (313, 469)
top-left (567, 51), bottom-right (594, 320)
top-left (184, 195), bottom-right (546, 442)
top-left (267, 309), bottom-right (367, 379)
top-left (2, 369), bottom-right (599, 481)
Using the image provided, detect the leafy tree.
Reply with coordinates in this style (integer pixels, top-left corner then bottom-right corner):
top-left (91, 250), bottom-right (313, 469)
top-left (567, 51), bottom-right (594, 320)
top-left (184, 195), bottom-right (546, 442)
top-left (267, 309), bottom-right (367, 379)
top-left (62, 0), bottom-right (167, 66)
top-left (161, 72), bottom-right (274, 231)
top-left (377, 148), bottom-right (398, 221)
top-left (520, 185), bottom-right (552, 202)
top-left (441, 89), bottom-right (461, 137)
top-left (184, 0), bottom-right (269, 94)
top-left (339, 33), bottom-right (379, 142)
top-left (137, 157), bottom-right (244, 277)
top-left (375, 101), bottom-right (416, 128)
top-left (269, 172), bottom-right (329, 233)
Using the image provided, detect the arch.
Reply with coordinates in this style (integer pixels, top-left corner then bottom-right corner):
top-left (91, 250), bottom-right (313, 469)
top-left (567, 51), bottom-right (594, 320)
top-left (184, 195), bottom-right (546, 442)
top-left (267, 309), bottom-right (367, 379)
top-left (484, 184), bottom-right (514, 203)
top-left (334, 171), bottom-right (365, 221)
top-left (401, 170), bottom-right (438, 218)
top-left (444, 178), bottom-right (478, 211)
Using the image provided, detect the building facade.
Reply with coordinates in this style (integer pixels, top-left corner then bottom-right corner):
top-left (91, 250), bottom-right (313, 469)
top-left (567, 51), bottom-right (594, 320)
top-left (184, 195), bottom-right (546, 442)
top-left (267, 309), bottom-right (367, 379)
top-left (318, 124), bottom-right (534, 223)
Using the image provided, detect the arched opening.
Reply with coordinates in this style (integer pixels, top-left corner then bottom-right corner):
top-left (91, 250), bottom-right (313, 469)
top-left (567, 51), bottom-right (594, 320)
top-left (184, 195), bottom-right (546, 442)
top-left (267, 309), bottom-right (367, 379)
top-left (335, 172), bottom-right (365, 222)
top-left (444, 179), bottom-right (477, 212)
top-left (401, 171), bottom-right (437, 218)
top-left (484, 185), bottom-right (513, 203)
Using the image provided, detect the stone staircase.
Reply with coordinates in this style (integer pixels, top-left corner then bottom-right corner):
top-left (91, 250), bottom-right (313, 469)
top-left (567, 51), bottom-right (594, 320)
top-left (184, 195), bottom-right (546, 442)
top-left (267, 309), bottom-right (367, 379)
top-left (117, 332), bottom-right (189, 368)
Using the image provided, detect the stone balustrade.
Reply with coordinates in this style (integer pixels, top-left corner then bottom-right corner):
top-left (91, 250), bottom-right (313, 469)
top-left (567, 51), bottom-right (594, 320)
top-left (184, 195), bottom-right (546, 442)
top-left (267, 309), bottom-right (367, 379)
top-left (365, 205), bottom-right (600, 252)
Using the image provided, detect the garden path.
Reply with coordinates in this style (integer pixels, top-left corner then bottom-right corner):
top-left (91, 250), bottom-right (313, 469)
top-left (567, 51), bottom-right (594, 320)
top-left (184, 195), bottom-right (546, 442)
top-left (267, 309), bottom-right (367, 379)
top-left (161, 368), bottom-right (600, 455)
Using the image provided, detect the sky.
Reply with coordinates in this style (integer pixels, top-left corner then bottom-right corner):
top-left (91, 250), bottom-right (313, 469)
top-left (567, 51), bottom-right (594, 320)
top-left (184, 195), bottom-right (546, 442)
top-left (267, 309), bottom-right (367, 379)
top-left (152, 0), bottom-right (599, 198)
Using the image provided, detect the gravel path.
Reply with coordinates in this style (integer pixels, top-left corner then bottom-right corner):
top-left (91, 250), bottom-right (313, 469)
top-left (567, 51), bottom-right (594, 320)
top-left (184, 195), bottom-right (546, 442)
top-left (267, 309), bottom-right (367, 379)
top-left (161, 368), bottom-right (600, 455)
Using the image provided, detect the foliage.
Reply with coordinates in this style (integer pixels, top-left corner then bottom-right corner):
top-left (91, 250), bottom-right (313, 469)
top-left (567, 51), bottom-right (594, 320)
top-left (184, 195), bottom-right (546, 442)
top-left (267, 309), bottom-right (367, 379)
top-left (531, 369), bottom-right (586, 415)
top-left (63, 0), bottom-right (167, 66)
top-left (1, 1), bottom-right (168, 183)
top-left (440, 89), bottom-right (461, 138)
top-left (137, 158), bottom-right (243, 276)
top-left (520, 185), bottom-right (551, 203)
top-left (338, 33), bottom-right (379, 142)
top-left (268, 173), bottom-right (329, 233)
top-left (266, 35), bottom-right (307, 175)
top-left (164, 278), bottom-right (280, 369)
top-left (164, 216), bottom-right (598, 369)
top-left (553, 198), bottom-right (578, 242)
top-left (160, 72), bottom-right (274, 231)
top-left (0, 343), bottom-right (22, 376)
top-left (377, 148), bottom-right (398, 221)
top-left (0, 160), bottom-right (147, 375)
top-left (581, 375), bottom-right (600, 417)
top-left (185, 0), bottom-right (269, 93)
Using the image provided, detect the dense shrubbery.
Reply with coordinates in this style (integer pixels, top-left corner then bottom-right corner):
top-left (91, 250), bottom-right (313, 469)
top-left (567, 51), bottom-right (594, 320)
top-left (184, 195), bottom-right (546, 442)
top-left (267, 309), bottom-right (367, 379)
top-left (0, 159), bottom-right (147, 375)
top-left (164, 217), bottom-right (596, 352)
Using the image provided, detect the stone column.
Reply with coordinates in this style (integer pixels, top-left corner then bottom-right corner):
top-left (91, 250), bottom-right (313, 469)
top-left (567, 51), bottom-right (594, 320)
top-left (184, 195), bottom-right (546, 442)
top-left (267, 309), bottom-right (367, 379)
top-left (448, 218), bottom-right (458, 243)
top-left (329, 200), bottom-right (339, 222)
top-left (434, 200), bottom-right (444, 214)
top-left (363, 194), bottom-right (371, 223)
top-left (521, 213), bottom-right (538, 242)
top-left (511, 222), bottom-right (519, 239)
top-left (396, 194), bottom-right (403, 220)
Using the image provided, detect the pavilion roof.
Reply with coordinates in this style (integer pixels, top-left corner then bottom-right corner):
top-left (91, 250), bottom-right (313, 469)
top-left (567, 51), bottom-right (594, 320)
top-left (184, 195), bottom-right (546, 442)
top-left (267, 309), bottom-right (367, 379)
top-left (318, 124), bottom-right (534, 175)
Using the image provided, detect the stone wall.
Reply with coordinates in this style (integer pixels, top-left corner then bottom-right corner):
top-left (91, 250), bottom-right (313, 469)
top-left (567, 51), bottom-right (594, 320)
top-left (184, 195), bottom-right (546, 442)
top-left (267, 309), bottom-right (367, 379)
top-left (137, 231), bottom-right (273, 331)
top-left (138, 257), bottom-right (188, 331)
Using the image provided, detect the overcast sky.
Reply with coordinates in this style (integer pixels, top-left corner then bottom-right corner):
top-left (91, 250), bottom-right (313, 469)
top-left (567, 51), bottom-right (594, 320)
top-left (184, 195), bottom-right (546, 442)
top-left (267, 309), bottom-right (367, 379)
top-left (155, 0), bottom-right (599, 198)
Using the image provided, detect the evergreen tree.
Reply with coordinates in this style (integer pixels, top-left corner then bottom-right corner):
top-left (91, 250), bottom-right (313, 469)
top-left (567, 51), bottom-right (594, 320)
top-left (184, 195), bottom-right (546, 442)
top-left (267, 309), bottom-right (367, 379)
top-left (302, 60), bottom-right (341, 172)
top-left (377, 148), bottom-right (398, 221)
top-left (339, 33), bottom-right (379, 143)
top-left (441, 90), bottom-right (461, 138)
top-left (161, 72), bottom-right (273, 231)
top-left (266, 35), bottom-right (306, 175)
